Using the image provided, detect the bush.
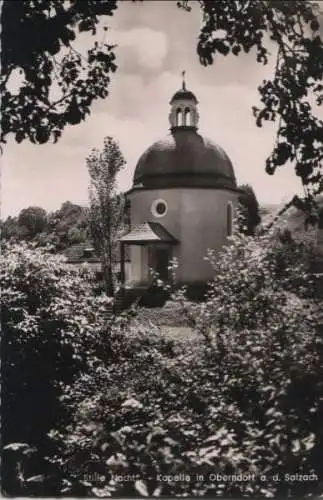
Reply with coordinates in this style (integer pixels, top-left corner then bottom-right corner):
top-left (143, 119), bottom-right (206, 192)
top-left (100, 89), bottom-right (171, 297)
top-left (1, 241), bottom-right (113, 495)
top-left (186, 226), bottom-right (318, 335)
top-left (168, 225), bottom-right (323, 497)
top-left (47, 320), bottom-right (323, 497)
top-left (2, 229), bottom-right (322, 498)
top-left (48, 226), bottom-right (323, 497)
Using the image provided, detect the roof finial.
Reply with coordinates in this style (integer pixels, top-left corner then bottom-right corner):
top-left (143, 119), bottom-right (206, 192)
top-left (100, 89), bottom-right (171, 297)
top-left (182, 70), bottom-right (186, 90)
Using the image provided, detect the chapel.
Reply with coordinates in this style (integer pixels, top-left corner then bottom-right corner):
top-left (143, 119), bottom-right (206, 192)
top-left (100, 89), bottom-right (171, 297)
top-left (119, 76), bottom-right (240, 295)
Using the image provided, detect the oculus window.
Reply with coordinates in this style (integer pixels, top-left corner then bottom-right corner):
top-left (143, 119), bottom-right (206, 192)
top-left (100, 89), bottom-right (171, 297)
top-left (151, 199), bottom-right (168, 218)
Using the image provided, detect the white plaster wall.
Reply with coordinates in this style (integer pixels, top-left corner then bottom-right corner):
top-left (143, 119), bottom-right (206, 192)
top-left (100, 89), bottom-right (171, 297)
top-left (128, 245), bottom-right (150, 285)
top-left (128, 187), bottom-right (239, 285)
top-left (141, 246), bottom-right (149, 283)
top-left (124, 263), bottom-right (132, 283)
top-left (130, 246), bottom-right (141, 284)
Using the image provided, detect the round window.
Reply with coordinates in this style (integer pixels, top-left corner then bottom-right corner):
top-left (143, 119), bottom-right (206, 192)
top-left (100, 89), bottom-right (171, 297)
top-left (151, 199), bottom-right (168, 218)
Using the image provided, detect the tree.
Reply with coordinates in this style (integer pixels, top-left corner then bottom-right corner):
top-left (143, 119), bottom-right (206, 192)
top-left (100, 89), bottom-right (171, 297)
top-left (178, 0), bottom-right (323, 218)
top-left (3, 1), bottom-right (322, 218)
top-left (2, 201), bottom-right (90, 250)
top-left (1, 1), bottom-right (118, 145)
top-left (238, 184), bottom-right (261, 235)
top-left (1, 216), bottom-right (22, 240)
top-left (18, 206), bottom-right (47, 238)
top-left (48, 201), bottom-right (90, 249)
top-left (1, 241), bottom-right (112, 496)
top-left (87, 137), bottom-right (126, 296)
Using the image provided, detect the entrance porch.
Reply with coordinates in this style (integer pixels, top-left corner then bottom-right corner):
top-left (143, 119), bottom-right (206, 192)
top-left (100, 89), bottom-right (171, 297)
top-left (119, 222), bottom-right (178, 307)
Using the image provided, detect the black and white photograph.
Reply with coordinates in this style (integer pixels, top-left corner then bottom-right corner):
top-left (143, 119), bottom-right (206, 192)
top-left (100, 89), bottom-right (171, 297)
top-left (1, 0), bottom-right (323, 497)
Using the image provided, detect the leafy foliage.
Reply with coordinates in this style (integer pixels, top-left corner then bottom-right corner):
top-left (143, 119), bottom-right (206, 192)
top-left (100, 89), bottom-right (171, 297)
top-left (17, 206), bottom-right (48, 238)
top-left (1, 201), bottom-right (91, 251)
top-left (1, 215), bottom-right (30, 241)
top-left (2, 0), bottom-right (322, 224)
top-left (1, 241), bottom-right (113, 495)
top-left (2, 229), bottom-right (323, 496)
top-left (47, 201), bottom-right (90, 251)
top-left (174, 219), bottom-right (321, 336)
top-left (179, 0), bottom-right (323, 215)
top-left (238, 184), bottom-right (261, 235)
top-left (87, 136), bottom-right (126, 296)
top-left (1, 0), bottom-right (118, 144)
top-left (38, 224), bottom-right (323, 497)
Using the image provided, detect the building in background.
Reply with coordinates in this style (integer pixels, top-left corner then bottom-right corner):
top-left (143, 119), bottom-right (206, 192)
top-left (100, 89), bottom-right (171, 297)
top-left (120, 77), bottom-right (240, 297)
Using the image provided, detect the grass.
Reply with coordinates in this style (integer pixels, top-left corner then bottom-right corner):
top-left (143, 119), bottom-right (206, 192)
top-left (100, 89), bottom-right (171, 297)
top-left (134, 301), bottom-right (190, 327)
top-left (132, 300), bottom-right (199, 344)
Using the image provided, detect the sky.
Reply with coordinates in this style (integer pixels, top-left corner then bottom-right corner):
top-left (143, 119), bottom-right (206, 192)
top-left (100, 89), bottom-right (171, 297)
top-left (2, 0), bottom-right (323, 218)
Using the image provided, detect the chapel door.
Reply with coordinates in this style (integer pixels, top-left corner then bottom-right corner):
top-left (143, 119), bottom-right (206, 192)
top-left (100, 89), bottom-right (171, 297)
top-left (149, 246), bottom-right (170, 283)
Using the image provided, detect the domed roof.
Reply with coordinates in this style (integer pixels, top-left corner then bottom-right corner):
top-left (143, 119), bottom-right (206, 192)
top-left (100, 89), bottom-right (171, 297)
top-left (170, 89), bottom-right (198, 104)
top-left (133, 129), bottom-right (237, 190)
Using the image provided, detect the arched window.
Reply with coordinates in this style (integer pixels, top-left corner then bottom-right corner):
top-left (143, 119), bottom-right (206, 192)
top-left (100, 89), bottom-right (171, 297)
top-left (176, 108), bottom-right (183, 126)
top-left (227, 202), bottom-right (233, 236)
top-left (184, 107), bottom-right (190, 126)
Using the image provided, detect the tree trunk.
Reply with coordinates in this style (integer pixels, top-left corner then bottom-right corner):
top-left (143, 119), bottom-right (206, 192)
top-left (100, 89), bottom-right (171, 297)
top-left (101, 237), bottom-right (114, 297)
top-left (107, 262), bottom-right (114, 297)
top-left (107, 233), bottom-right (115, 297)
top-left (101, 255), bottom-right (109, 296)
top-left (265, 199), bottom-right (294, 231)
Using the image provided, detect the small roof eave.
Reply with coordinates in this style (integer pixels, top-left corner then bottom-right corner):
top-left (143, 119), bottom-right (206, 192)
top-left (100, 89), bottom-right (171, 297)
top-left (119, 221), bottom-right (178, 245)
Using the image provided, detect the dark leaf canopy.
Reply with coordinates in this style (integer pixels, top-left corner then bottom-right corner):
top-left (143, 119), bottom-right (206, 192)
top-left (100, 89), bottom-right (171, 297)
top-left (178, 0), bottom-right (323, 217)
top-left (1, 0), bottom-right (118, 145)
top-left (238, 184), bottom-right (261, 235)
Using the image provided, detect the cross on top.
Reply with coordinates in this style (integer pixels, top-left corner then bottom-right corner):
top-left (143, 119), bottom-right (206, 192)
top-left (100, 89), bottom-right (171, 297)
top-left (182, 70), bottom-right (186, 90)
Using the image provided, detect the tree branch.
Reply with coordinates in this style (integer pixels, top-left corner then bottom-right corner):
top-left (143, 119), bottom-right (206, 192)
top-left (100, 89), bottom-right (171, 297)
top-left (265, 197), bottom-right (297, 231)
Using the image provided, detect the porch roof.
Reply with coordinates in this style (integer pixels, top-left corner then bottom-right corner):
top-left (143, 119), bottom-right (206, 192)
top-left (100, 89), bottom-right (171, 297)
top-left (119, 221), bottom-right (178, 244)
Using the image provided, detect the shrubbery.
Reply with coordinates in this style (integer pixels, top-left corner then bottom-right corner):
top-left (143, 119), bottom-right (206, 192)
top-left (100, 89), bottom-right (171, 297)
top-left (1, 242), bottom-right (112, 495)
top-left (45, 228), bottom-right (323, 497)
top-left (2, 227), bottom-right (322, 497)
